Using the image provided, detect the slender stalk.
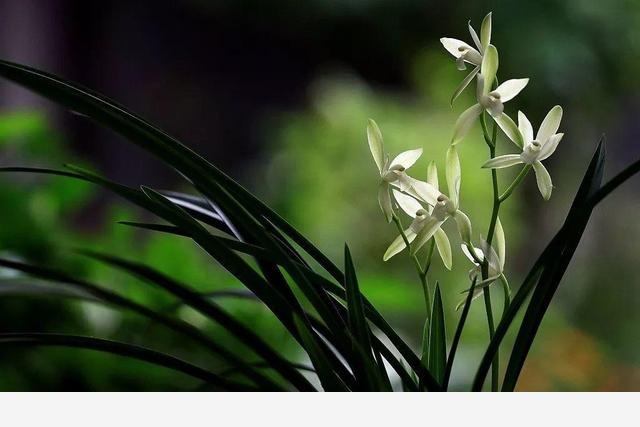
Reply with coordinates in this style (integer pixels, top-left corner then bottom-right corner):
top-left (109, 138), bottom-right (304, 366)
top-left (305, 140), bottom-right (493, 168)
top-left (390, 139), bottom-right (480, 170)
top-left (499, 165), bottom-right (532, 203)
top-left (392, 216), bottom-right (432, 319)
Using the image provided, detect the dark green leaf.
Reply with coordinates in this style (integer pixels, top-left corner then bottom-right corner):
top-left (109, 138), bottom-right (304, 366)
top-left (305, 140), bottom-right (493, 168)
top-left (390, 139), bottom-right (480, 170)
top-left (427, 283), bottom-right (446, 386)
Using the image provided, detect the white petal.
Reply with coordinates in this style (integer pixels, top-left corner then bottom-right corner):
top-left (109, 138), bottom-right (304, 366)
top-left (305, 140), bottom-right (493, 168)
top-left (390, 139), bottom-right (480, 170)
top-left (446, 145), bottom-right (461, 207)
top-left (410, 217), bottom-right (443, 255)
top-left (456, 287), bottom-right (484, 311)
top-left (426, 161), bottom-right (439, 190)
top-left (533, 161), bottom-right (553, 200)
top-left (367, 119), bottom-right (385, 173)
top-left (434, 228), bottom-right (452, 270)
top-left (392, 189), bottom-right (423, 218)
top-left (461, 243), bottom-right (483, 265)
top-left (494, 113), bottom-right (524, 148)
top-left (482, 154), bottom-right (523, 169)
top-left (451, 103), bottom-right (483, 144)
top-left (495, 217), bottom-right (506, 270)
top-left (538, 133), bottom-right (563, 161)
top-left (383, 228), bottom-right (416, 261)
top-left (480, 238), bottom-right (502, 276)
top-left (480, 12), bottom-right (492, 51)
top-left (402, 177), bottom-right (440, 206)
top-left (451, 66), bottom-right (480, 106)
top-left (390, 148), bottom-right (422, 170)
top-left (480, 45), bottom-right (498, 94)
top-left (378, 182), bottom-right (394, 222)
top-left (517, 111), bottom-right (534, 144)
top-left (440, 38), bottom-right (481, 64)
top-left (494, 78), bottom-right (529, 102)
top-left (468, 22), bottom-right (482, 51)
top-left (537, 105), bottom-right (563, 142)
top-left (454, 210), bottom-right (473, 244)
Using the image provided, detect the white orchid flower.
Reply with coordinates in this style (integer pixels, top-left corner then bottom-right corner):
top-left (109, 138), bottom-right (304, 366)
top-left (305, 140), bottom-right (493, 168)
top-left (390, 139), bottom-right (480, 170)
top-left (440, 12), bottom-right (492, 105)
top-left (481, 106), bottom-right (564, 200)
top-left (456, 219), bottom-right (506, 310)
top-left (367, 119), bottom-right (440, 222)
top-left (451, 44), bottom-right (529, 145)
top-left (383, 146), bottom-right (472, 263)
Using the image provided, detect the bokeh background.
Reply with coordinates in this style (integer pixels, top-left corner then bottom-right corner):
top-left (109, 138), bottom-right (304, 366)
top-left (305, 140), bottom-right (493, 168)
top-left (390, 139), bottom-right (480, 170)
top-left (0, 0), bottom-right (637, 391)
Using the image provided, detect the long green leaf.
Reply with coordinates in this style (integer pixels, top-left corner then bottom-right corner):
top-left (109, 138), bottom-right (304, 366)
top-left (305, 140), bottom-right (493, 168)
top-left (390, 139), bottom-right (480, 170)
top-left (444, 276), bottom-right (477, 389)
top-left (0, 333), bottom-right (251, 390)
top-left (472, 139), bottom-right (606, 391)
top-left (427, 283), bottom-right (446, 386)
top-left (0, 257), bottom-right (283, 390)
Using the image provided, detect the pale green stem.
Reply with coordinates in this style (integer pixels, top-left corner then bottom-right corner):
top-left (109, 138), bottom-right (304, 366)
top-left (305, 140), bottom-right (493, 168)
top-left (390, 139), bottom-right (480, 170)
top-left (499, 164), bottom-right (532, 203)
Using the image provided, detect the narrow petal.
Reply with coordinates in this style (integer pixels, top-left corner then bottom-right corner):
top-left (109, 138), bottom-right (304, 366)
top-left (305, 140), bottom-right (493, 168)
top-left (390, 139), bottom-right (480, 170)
top-left (480, 238), bottom-right (502, 276)
top-left (482, 154), bottom-right (523, 169)
top-left (400, 177), bottom-right (440, 206)
top-left (468, 22), bottom-right (482, 51)
top-left (537, 105), bottom-right (563, 142)
top-left (480, 12), bottom-right (492, 51)
top-left (367, 119), bottom-right (385, 173)
top-left (451, 103), bottom-right (483, 144)
top-left (378, 182), bottom-right (394, 222)
top-left (461, 243), bottom-right (483, 265)
top-left (456, 287), bottom-right (484, 311)
top-left (440, 38), bottom-right (481, 62)
top-left (446, 145), bottom-right (461, 207)
top-left (494, 113), bottom-right (524, 148)
top-left (434, 228), bottom-right (453, 270)
top-left (392, 189), bottom-right (423, 218)
top-left (538, 133), bottom-right (564, 161)
top-left (480, 45), bottom-right (498, 94)
top-left (426, 161), bottom-right (439, 190)
top-left (383, 228), bottom-right (416, 261)
top-left (451, 66), bottom-right (479, 106)
top-left (518, 111), bottom-right (534, 144)
top-left (410, 217), bottom-right (443, 255)
top-left (495, 217), bottom-right (506, 270)
top-left (494, 78), bottom-right (529, 102)
top-left (390, 148), bottom-right (423, 170)
top-left (454, 210), bottom-right (473, 244)
top-left (533, 161), bottom-right (553, 200)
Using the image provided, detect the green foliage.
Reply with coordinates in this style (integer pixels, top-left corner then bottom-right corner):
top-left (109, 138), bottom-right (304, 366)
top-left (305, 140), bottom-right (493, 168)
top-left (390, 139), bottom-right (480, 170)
top-left (0, 58), bottom-right (636, 391)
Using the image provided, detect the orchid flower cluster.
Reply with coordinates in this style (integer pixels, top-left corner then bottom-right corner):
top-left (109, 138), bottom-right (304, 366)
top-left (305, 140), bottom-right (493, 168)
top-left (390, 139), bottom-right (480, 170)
top-left (367, 12), bottom-right (564, 308)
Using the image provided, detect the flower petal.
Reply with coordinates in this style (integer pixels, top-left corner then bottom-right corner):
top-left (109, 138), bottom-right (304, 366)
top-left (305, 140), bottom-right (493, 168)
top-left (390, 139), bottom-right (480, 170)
top-left (494, 113), bottom-right (524, 148)
top-left (494, 78), bottom-right (529, 102)
top-left (451, 66), bottom-right (480, 106)
top-left (390, 148), bottom-right (422, 170)
top-left (378, 182), bottom-right (394, 222)
top-left (440, 38), bottom-right (482, 64)
top-left (468, 21), bottom-right (482, 51)
top-left (399, 177), bottom-right (440, 207)
top-left (383, 228), bottom-right (416, 261)
top-left (538, 133), bottom-right (564, 161)
top-left (461, 243), bottom-right (483, 266)
top-left (480, 45), bottom-right (499, 94)
top-left (446, 145), bottom-right (461, 207)
top-left (426, 161), bottom-right (439, 190)
top-left (480, 12), bottom-right (492, 51)
top-left (367, 119), bottom-right (385, 173)
top-left (434, 228), bottom-right (453, 270)
top-left (517, 111), bottom-right (534, 144)
top-left (410, 217), bottom-right (443, 255)
top-left (454, 210), bottom-right (473, 245)
top-left (482, 154), bottom-right (523, 169)
top-left (392, 189), bottom-right (423, 218)
top-left (495, 217), bottom-right (506, 270)
top-left (537, 105), bottom-right (563, 142)
top-left (451, 103), bottom-right (483, 144)
top-left (533, 161), bottom-right (553, 200)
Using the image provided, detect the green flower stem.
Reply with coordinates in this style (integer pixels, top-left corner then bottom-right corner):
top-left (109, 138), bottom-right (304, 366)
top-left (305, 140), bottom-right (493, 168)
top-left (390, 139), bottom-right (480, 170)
top-left (481, 112), bottom-right (500, 392)
top-left (392, 216), bottom-right (432, 320)
top-left (499, 164), bottom-right (532, 203)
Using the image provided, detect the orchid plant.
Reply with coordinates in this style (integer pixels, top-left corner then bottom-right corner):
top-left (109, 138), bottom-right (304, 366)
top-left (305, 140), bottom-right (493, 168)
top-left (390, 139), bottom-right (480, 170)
top-left (0, 11), bottom-right (636, 392)
top-left (368, 12), bottom-right (571, 390)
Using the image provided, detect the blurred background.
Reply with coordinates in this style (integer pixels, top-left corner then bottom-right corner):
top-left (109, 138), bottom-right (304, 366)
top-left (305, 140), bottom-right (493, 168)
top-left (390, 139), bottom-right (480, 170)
top-left (0, 0), bottom-right (638, 391)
